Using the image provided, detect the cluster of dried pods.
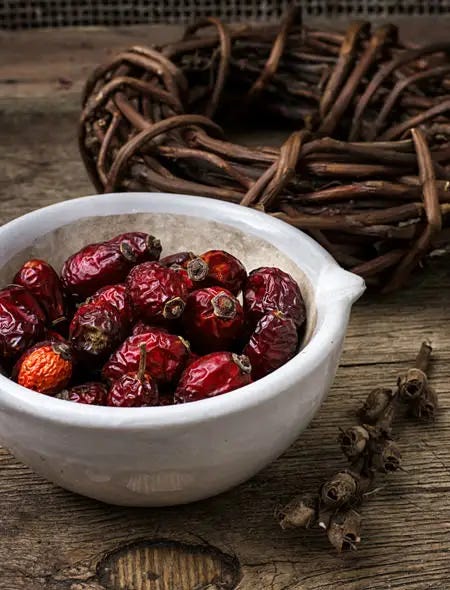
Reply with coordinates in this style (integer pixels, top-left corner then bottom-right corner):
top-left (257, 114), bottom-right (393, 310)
top-left (276, 342), bottom-right (438, 551)
top-left (79, 8), bottom-right (450, 291)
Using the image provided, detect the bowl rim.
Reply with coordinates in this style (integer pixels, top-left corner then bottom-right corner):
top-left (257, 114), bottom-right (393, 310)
top-left (0, 192), bottom-right (364, 429)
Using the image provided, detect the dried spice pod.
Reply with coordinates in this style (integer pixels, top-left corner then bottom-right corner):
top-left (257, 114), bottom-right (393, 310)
top-left (70, 302), bottom-right (123, 362)
top-left (61, 241), bottom-right (137, 299)
top-left (327, 510), bottom-right (362, 553)
top-left (0, 299), bottom-right (43, 360)
top-left (186, 250), bottom-right (247, 295)
top-left (244, 267), bottom-right (306, 330)
top-left (103, 329), bottom-right (189, 385)
top-left (183, 286), bottom-right (244, 352)
top-left (243, 310), bottom-right (298, 380)
top-left (13, 341), bottom-right (73, 394)
top-left (175, 351), bottom-right (252, 403)
top-left (276, 493), bottom-right (317, 529)
top-left (357, 387), bottom-right (394, 425)
top-left (127, 262), bottom-right (188, 323)
top-left (107, 344), bottom-right (159, 407)
top-left (88, 283), bottom-right (133, 331)
top-left (108, 232), bottom-right (162, 263)
top-left (410, 385), bottom-right (438, 421)
top-left (320, 471), bottom-right (361, 509)
top-left (339, 425), bottom-right (370, 460)
top-left (57, 381), bottom-right (107, 405)
top-left (13, 259), bottom-right (66, 325)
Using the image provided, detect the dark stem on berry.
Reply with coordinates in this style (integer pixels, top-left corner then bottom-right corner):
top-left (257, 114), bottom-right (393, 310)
top-left (137, 343), bottom-right (147, 382)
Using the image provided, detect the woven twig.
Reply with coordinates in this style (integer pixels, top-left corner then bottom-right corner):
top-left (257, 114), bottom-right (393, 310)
top-left (79, 8), bottom-right (450, 289)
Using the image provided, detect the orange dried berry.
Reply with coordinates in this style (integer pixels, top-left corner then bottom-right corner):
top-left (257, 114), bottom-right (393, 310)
top-left (13, 341), bottom-right (73, 394)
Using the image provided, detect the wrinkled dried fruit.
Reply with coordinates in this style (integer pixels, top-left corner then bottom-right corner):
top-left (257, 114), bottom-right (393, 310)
top-left (70, 302), bottom-right (123, 361)
top-left (103, 329), bottom-right (189, 384)
top-left (58, 381), bottom-right (107, 405)
top-left (13, 341), bottom-right (73, 394)
top-left (14, 259), bottom-right (66, 325)
top-left (244, 310), bottom-right (298, 380)
top-left (108, 232), bottom-right (161, 263)
top-left (160, 251), bottom-right (196, 267)
top-left (107, 373), bottom-right (159, 407)
top-left (107, 344), bottom-right (159, 407)
top-left (127, 262), bottom-right (188, 323)
top-left (244, 266), bottom-right (306, 329)
top-left (187, 250), bottom-right (247, 295)
top-left (175, 351), bottom-right (252, 403)
top-left (183, 286), bottom-right (244, 352)
top-left (131, 320), bottom-right (168, 336)
top-left (169, 264), bottom-right (195, 292)
top-left (88, 283), bottom-right (133, 330)
top-left (0, 284), bottom-right (46, 327)
top-left (0, 299), bottom-right (42, 360)
top-left (61, 241), bottom-right (136, 299)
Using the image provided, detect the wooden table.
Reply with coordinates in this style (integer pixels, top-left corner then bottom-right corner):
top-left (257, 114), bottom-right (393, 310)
top-left (1, 21), bottom-right (450, 590)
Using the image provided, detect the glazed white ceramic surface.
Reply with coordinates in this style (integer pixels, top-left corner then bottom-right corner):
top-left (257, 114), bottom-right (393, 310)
top-left (0, 193), bottom-right (365, 506)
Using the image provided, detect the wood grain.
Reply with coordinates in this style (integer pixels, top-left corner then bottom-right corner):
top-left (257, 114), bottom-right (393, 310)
top-left (1, 25), bottom-right (450, 590)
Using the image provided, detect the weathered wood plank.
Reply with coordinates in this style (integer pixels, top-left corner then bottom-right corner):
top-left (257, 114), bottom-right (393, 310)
top-left (1, 25), bottom-right (450, 590)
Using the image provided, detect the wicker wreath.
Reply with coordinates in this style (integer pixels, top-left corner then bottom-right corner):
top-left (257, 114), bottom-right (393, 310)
top-left (79, 8), bottom-right (450, 291)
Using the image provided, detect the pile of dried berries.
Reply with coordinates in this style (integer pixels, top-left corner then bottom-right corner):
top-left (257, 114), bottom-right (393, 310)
top-left (0, 232), bottom-right (306, 407)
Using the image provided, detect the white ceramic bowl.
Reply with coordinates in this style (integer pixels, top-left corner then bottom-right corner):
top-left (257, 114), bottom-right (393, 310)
top-left (0, 193), bottom-right (365, 506)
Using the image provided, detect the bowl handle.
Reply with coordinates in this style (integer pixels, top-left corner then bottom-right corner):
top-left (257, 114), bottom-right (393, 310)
top-left (316, 262), bottom-right (366, 304)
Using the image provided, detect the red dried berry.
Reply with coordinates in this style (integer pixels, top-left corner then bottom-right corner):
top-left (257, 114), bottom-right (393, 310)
top-left (0, 284), bottom-right (46, 327)
top-left (243, 311), bottom-right (298, 380)
top-left (103, 329), bottom-right (189, 385)
top-left (175, 352), bottom-right (252, 403)
top-left (0, 299), bottom-right (41, 360)
top-left (61, 241), bottom-right (136, 299)
top-left (107, 344), bottom-right (159, 407)
top-left (88, 283), bottom-right (133, 330)
top-left (13, 259), bottom-right (66, 325)
top-left (186, 250), bottom-right (247, 295)
top-left (183, 287), bottom-right (244, 352)
top-left (170, 264), bottom-right (194, 292)
top-left (126, 262), bottom-right (188, 323)
top-left (108, 232), bottom-right (162, 263)
top-left (58, 381), bottom-right (107, 405)
top-left (160, 251), bottom-right (196, 267)
top-left (244, 267), bottom-right (306, 329)
top-left (13, 341), bottom-right (73, 394)
top-left (70, 302), bottom-right (123, 362)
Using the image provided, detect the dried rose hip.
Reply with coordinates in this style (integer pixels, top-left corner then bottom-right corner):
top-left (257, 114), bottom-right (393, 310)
top-left (160, 251), bottom-right (196, 267)
top-left (175, 351), bottom-right (252, 403)
top-left (57, 382), bottom-right (107, 405)
top-left (13, 341), bottom-right (73, 394)
top-left (244, 267), bottom-right (306, 329)
top-left (61, 241), bottom-right (136, 299)
top-left (13, 259), bottom-right (66, 325)
top-left (108, 232), bottom-right (162, 263)
top-left (182, 287), bottom-right (244, 352)
top-left (103, 329), bottom-right (189, 385)
top-left (0, 299), bottom-right (43, 360)
top-left (170, 264), bottom-right (194, 292)
top-left (186, 250), bottom-right (247, 295)
top-left (0, 284), bottom-right (46, 327)
top-left (243, 310), bottom-right (298, 380)
top-left (126, 262), bottom-right (188, 323)
top-left (88, 283), bottom-right (133, 330)
top-left (70, 302), bottom-right (123, 362)
top-left (107, 344), bottom-right (159, 407)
